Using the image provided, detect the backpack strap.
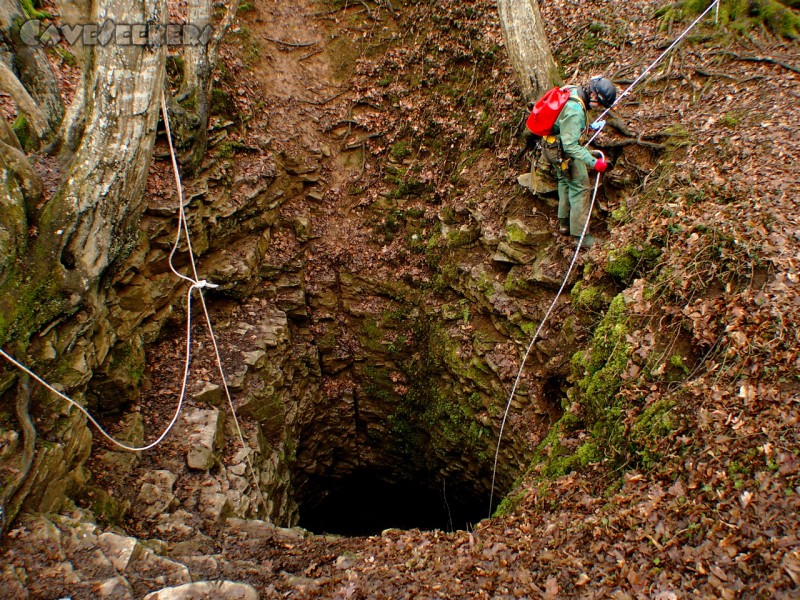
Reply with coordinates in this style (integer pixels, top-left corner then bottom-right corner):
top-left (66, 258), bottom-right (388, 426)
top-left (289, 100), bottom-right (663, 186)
top-left (567, 96), bottom-right (587, 113)
top-left (559, 85), bottom-right (588, 113)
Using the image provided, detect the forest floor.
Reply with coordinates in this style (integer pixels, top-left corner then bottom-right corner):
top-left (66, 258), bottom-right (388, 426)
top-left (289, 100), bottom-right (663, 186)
top-left (3, 0), bottom-right (799, 597)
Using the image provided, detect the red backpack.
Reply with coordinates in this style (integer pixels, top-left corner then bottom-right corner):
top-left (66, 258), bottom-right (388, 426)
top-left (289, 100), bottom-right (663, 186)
top-left (526, 87), bottom-right (572, 136)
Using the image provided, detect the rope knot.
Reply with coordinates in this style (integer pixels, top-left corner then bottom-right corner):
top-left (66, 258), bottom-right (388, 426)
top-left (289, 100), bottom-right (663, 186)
top-left (193, 279), bottom-right (219, 290)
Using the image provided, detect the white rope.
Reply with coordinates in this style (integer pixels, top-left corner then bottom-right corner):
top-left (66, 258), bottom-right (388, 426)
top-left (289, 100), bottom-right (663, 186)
top-left (588, 0), bottom-right (721, 144)
top-left (489, 158), bottom-right (603, 515)
top-left (489, 0), bottom-right (722, 516)
top-left (0, 333), bottom-right (179, 452)
top-left (159, 91), bottom-right (268, 515)
top-left (0, 105), bottom-right (214, 453)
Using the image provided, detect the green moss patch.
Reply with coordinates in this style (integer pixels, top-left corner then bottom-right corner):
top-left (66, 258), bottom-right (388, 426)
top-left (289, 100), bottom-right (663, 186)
top-left (605, 244), bottom-right (661, 283)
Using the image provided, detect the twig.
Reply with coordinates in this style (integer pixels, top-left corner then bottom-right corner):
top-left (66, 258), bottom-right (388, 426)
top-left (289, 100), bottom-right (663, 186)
top-left (356, 141), bottom-right (367, 181)
top-left (599, 38), bottom-right (621, 50)
top-left (295, 88), bottom-right (351, 106)
top-left (554, 23), bottom-right (591, 49)
top-left (694, 68), bottom-right (738, 80)
top-left (313, 1), bottom-right (367, 17)
top-left (333, 118), bottom-right (361, 128)
top-left (601, 138), bottom-right (667, 150)
top-left (605, 115), bottom-right (636, 137)
top-left (343, 132), bottom-right (383, 150)
top-left (299, 49), bottom-right (324, 62)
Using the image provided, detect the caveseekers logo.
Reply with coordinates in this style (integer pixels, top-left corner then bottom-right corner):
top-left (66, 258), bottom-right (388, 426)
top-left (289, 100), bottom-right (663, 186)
top-left (19, 19), bottom-right (213, 47)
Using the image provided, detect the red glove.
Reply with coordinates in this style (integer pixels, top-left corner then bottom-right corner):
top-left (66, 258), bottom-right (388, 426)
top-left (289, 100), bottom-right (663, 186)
top-left (593, 159), bottom-right (608, 173)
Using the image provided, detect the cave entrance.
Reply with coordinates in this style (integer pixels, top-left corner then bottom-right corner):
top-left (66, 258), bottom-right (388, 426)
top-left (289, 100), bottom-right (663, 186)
top-left (296, 470), bottom-right (489, 537)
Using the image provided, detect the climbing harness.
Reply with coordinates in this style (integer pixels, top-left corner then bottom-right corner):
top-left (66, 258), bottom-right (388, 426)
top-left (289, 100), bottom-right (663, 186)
top-left (489, 0), bottom-right (722, 516)
top-left (0, 91), bottom-right (267, 513)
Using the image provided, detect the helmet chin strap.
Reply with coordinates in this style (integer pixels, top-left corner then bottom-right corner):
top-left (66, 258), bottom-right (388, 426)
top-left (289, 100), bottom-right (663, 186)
top-left (578, 85), bottom-right (591, 107)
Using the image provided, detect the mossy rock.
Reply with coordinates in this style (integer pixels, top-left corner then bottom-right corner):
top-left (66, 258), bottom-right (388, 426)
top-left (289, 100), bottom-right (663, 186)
top-left (530, 411), bottom-right (600, 479)
top-left (445, 225), bottom-right (480, 248)
top-left (605, 244), bottom-right (660, 283)
top-left (210, 88), bottom-right (236, 117)
top-left (87, 336), bottom-right (146, 413)
top-left (11, 116), bottom-right (35, 152)
top-left (543, 441), bottom-right (601, 478)
top-left (86, 486), bottom-right (130, 525)
top-left (631, 399), bottom-right (677, 468)
top-left (678, 0), bottom-right (800, 39)
top-left (571, 281), bottom-right (607, 312)
top-left (390, 141), bottom-right (412, 161)
top-left (505, 219), bottom-right (551, 247)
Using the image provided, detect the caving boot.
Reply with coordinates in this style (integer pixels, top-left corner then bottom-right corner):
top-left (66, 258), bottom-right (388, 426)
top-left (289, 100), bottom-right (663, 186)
top-left (576, 234), bottom-right (596, 248)
top-left (559, 218), bottom-right (570, 235)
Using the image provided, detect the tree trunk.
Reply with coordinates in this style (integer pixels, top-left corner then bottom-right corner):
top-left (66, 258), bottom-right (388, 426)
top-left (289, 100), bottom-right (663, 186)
top-left (0, 2), bottom-right (65, 145)
top-left (0, 59), bottom-right (51, 141)
top-left (173, 0), bottom-right (238, 173)
top-left (0, 139), bottom-right (42, 212)
top-left (10, 43), bottom-right (65, 136)
top-left (173, 0), bottom-right (213, 173)
top-left (0, 0), bottom-right (167, 344)
top-left (497, 0), bottom-right (559, 102)
top-left (0, 142), bottom-right (29, 284)
top-left (54, 0), bottom-right (92, 63)
top-left (0, 0), bottom-right (167, 530)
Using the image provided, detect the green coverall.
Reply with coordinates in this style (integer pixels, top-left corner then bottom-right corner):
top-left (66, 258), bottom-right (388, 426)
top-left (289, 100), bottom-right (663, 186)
top-left (551, 87), bottom-right (601, 237)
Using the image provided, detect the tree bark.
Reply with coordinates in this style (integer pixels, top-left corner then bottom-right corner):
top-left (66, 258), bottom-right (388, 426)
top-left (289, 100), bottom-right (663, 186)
top-left (9, 43), bottom-right (65, 136)
top-left (173, 0), bottom-right (213, 172)
top-left (0, 139), bottom-right (42, 212)
top-left (0, 59), bottom-right (51, 141)
top-left (0, 2), bottom-right (65, 144)
top-left (43, 0), bottom-right (167, 286)
top-left (497, 0), bottom-right (559, 102)
top-left (54, 0), bottom-right (92, 63)
top-left (0, 144), bottom-right (29, 284)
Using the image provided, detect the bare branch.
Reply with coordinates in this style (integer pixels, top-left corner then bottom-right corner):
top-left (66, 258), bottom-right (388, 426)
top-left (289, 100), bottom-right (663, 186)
top-left (712, 50), bottom-right (800, 74)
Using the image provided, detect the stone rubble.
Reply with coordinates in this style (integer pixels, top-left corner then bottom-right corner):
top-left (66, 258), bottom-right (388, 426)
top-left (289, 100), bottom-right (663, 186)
top-left (0, 511), bottom-right (314, 600)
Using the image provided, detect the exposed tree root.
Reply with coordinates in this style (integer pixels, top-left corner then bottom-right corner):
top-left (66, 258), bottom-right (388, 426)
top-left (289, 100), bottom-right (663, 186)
top-left (712, 50), bottom-right (800, 73)
top-left (0, 375), bottom-right (35, 538)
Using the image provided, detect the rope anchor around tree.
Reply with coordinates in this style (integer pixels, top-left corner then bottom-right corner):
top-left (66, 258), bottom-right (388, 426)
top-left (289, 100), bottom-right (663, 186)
top-left (0, 90), bottom-right (268, 521)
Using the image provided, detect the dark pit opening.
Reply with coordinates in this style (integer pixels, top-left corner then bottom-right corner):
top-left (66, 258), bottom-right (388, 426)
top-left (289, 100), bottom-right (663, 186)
top-left (297, 470), bottom-right (488, 537)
